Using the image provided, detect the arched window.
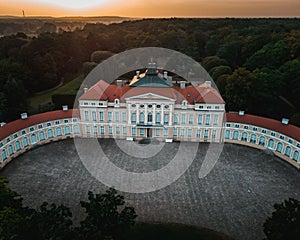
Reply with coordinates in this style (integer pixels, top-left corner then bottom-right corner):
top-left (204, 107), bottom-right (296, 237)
top-left (148, 112), bottom-right (153, 123)
top-left (233, 131), bottom-right (239, 140)
top-left (156, 113), bottom-right (161, 124)
top-left (114, 99), bottom-right (120, 104)
top-left (284, 146), bottom-right (291, 157)
top-left (1, 149), bottom-right (7, 161)
top-left (259, 136), bottom-right (266, 146)
top-left (39, 131), bottom-right (45, 141)
top-left (140, 112), bottom-right (145, 123)
top-left (241, 132), bottom-right (248, 141)
top-left (56, 127), bottom-right (62, 136)
top-left (268, 139), bottom-right (274, 149)
top-left (65, 126), bottom-right (71, 135)
top-left (293, 151), bottom-right (299, 161)
top-left (23, 137), bottom-right (29, 147)
top-left (31, 134), bottom-right (37, 144)
top-left (276, 142), bottom-right (283, 153)
top-left (182, 100), bottom-right (188, 106)
top-left (8, 145), bottom-right (13, 155)
top-left (74, 125), bottom-right (79, 134)
top-left (250, 134), bottom-right (257, 144)
top-left (47, 129), bottom-right (54, 138)
top-left (15, 141), bottom-right (21, 151)
top-left (225, 130), bottom-right (230, 139)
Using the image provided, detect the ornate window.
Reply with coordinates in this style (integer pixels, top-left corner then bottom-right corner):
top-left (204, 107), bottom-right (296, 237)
top-left (156, 113), bottom-right (161, 124)
top-left (65, 126), bottom-right (71, 135)
top-left (293, 151), bottom-right (299, 161)
top-left (15, 141), bottom-right (21, 151)
top-left (225, 130), bottom-right (230, 139)
top-left (56, 127), bottom-right (62, 136)
top-left (8, 145), bottom-right (13, 156)
top-left (285, 146), bottom-right (291, 157)
top-left (140, 112), bottom-right (145, 123)
top-left (23, 137), bottom-right (29, 146)
top-left (268, 139), bottom-right (274, 149)
top-left (276, 142), bottom-right (283, 153)
top-left (233, 131), bottom-right (239, 140)
top-left (30, 134), bottom-right (37, 144)
top-left (250, 134), bottom-right (257, 144)
top-left (241, 132), bottom-right (248, 142)
top-left (259, 136), bottom-right (266, 146)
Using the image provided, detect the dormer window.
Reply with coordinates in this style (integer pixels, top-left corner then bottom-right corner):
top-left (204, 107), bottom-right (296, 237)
top-left (114, 99), bottom-right (120, 104)
top-left (182, 100), bottom-right (188, 106)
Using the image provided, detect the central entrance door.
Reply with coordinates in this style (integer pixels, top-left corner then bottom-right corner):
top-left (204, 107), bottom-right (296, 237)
top-left (147, 128), bottom-right (152, 138)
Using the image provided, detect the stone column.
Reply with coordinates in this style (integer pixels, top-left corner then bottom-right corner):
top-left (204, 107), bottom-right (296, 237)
top-left (128, 104), bottom-right (131, 124)
top-left (161, 104), bottom-right (164, 125)
top-left (152, 105), bottom-right (156, 125)
top-left (169, 105), bottom-right (173, 126)
top-left (136, 104), bottom-right (139, 124)
top-left (145, 105), bottom-right (148, 124)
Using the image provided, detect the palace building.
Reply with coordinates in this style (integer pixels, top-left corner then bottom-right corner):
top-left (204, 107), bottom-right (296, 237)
top-left (0, 64), bottom-right (300, 169)
top-left (79, 63), bottom-right (225, 142)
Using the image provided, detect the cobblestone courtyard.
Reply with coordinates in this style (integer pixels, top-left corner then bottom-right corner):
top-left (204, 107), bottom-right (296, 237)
top-left (1, 139), bottom-right (300, 240)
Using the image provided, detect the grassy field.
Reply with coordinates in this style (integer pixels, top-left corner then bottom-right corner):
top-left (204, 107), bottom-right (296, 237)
top-left (120, 223), bottom-right (233, 240)
top-left (28, 74), bottom-right (84, 114)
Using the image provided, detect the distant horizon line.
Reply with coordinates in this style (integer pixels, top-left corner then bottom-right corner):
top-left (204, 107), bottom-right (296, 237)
top-left (0, 15), bottom-right (299, 19)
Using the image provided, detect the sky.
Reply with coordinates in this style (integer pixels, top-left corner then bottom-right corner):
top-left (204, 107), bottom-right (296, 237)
top-left (0, 0), bottom-right (299, 17)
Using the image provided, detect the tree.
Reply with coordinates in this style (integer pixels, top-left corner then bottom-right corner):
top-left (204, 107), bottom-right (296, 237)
top-left (26, 202), bottom-right (75, 240)
top-left (3, 76), bottom-right (28, 121)
top-left (91, 51), bottom-right (114, 64)
top-left (201, 56), bottom-right (228, 72)
top-left (210, 65), bottom-right (232, 82)
top-left (0, 177), bottom-right (23, 210)
top-left (79, 188), bottom-right (137, 239)
top-left (217, 33), bottom-right (243, 68)
top-left (225, 68), bottom-right (254, 111)
top-left (263, 198), bottom-right (300, 240)
top-left (244, 40), bottom-right (291, 70)
top-left (83, 61), bottom-right (98, 77)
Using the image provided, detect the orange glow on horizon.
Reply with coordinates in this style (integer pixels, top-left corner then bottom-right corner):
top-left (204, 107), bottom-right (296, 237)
top-left (0, 0), bottom-right (299, 18)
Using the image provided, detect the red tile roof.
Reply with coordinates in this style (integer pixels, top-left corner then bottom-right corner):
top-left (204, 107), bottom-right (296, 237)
top-left (80, 80), bottom-right (224, 104)
top-left (226, 112), bottom-right (300, 142)
top-left (0, 109), bottom-right (79, 141)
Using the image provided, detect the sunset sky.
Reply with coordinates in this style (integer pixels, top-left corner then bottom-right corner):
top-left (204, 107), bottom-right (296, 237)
top-left (0, 0), bottom-right (299, 17)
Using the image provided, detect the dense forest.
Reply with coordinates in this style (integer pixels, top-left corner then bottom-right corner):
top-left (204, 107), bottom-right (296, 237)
top-left (0, 18), bottom-right (300, 125)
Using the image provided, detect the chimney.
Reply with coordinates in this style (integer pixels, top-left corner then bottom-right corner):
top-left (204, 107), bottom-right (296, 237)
top-left (205, 81), bottom-right (211, 88)
top-left (116, 79), bottom-right (123, 89)
top-left (62, 105), bottom-right (68, 111)
top-left (180, 81), bottom-right (186, 90)
top-left (282, 118), bottom-right (289, 125)
top-left (136, 70), bottom-right (140, 79)
top-left (21, 113), bottom-right (28, 120)
top-left (84, 87), bottom-right (88, 93)
top-left (0, 122), bottom-right (6, 127)
top-left (239, 110), bottom-right (245, 116)
top-left (163, 71), bottom-right (168, 79)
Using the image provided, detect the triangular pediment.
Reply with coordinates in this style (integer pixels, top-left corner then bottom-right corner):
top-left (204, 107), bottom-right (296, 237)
top-left (125, 92), bottom-right (175, 101)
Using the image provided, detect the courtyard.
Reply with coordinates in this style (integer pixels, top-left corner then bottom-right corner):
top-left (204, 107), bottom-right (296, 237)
top-left (1, 139), bottom-right (300, 240)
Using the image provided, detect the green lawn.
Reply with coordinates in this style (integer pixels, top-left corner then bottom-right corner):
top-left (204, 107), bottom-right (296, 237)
top-left (28, 74), bottom-right (84, 114)
top-left (120, 223), bottom-right (233, 240)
